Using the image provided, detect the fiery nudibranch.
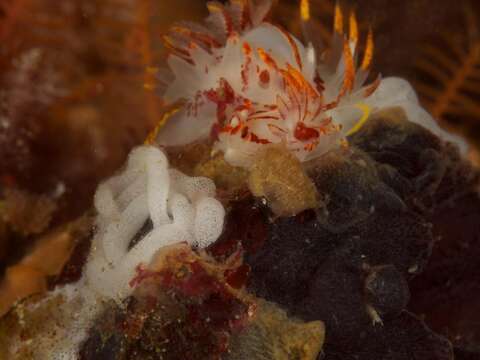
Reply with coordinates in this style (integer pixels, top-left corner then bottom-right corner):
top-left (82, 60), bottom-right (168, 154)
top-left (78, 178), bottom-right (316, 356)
top-left (157, 0), bottom-right (467, 167)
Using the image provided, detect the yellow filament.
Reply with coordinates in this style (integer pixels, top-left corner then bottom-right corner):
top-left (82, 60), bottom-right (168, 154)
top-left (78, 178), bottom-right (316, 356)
top-left (207, 2), bottom-right (223, 13)
top-left (144, 105), bottom-right (182, 145)
top-left (162, 35), bottom-right (178, 51)
top-left (346, 103), bottom-right (371, 136)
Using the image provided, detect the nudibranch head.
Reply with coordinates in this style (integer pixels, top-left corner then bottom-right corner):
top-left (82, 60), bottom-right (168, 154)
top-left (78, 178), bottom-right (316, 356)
top-left (156, 0), bottom-right (379, 167)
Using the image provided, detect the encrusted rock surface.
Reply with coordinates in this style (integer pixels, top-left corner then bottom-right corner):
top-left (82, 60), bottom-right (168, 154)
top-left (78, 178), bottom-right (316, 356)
top-left (2, 107), bottom-right (480, 360)
top-left (211, 107), bottom-right (479, 360)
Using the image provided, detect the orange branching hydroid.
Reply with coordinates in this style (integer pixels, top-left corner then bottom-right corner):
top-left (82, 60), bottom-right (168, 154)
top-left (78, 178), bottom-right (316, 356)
top-left (134, 0), bottom-right (161, 126)
top-left (414, 9), bottom-right (480, 128)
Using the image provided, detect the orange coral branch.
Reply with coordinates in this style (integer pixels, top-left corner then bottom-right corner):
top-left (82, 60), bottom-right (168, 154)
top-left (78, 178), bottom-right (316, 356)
top-left (414, 6), bottom-right (480, 128)
top-left (130, 0), bottom-right (162, 127)
top-left (429, 41), bottom-right (480, 120)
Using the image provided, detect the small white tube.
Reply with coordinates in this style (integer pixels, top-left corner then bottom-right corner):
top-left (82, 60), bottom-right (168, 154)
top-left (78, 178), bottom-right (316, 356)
top-left (194, 197), bottom-right (225, 248)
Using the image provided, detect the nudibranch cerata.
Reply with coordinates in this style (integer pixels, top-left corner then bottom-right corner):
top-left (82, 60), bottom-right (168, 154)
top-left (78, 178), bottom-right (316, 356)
top-left (156, 0), bottom-right (467, 167)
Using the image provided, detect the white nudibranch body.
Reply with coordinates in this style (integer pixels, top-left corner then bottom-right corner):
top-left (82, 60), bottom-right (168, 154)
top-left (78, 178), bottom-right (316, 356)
top-left (157, 0), bottom-right (467, 167)
top-left (23, 146), bottom-right (225, 360)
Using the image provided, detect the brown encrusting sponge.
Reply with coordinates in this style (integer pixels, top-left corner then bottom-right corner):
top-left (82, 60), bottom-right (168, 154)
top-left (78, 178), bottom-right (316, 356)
top-left (209, 106), bottom-right (479, 360)
top-left (248, 146), bottom-right (319, 217)
top-left (76, 246), bottom-right (326, 360)
top-left (3, 105), bottom-right (478, 360)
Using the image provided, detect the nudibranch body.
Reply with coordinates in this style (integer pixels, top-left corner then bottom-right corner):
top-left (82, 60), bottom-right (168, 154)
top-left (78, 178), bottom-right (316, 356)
top-left (157, 0), bottom-right (467, 167)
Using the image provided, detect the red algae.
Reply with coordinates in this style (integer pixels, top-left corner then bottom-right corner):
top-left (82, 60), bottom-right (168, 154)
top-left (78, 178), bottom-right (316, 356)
top-left (81, 245), bottom-right (255, 359)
